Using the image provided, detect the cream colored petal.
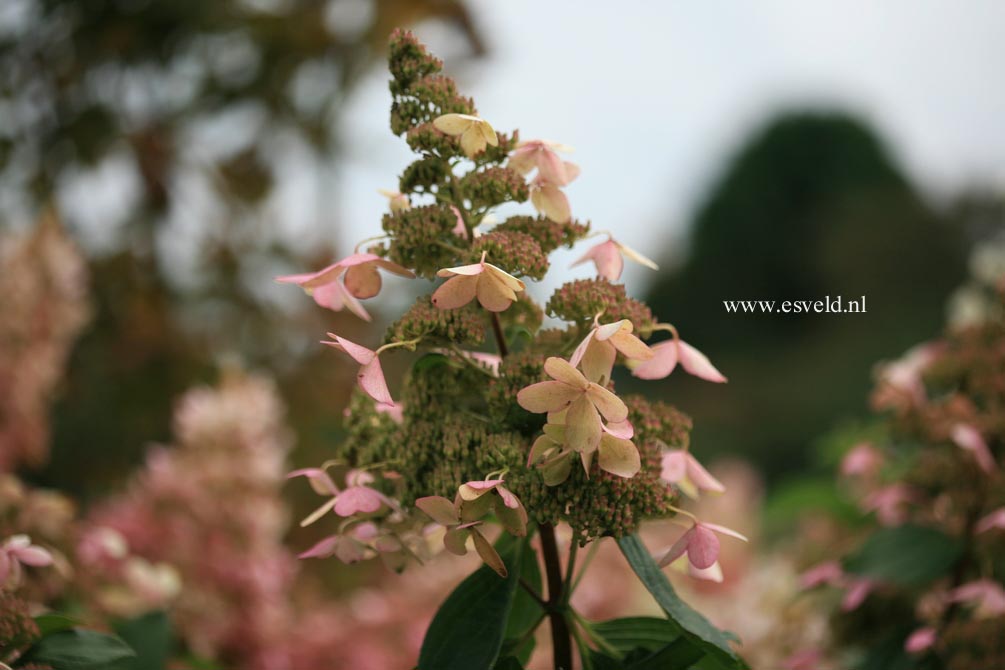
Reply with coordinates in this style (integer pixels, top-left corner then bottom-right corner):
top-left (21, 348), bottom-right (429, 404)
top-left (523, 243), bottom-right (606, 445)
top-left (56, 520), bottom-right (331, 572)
top-left (565, 395), bottom-right (602, 454)
top-left (460, 126), bottom-right (487, 157)
top-left (598, 434), bottom-right (641, 478)
top-left (431, 275), bottom-right (478, 310)
top-left (432, 113), bottom-right (474, 136)
top-left (544, 356), bottom-right (589, 389)
top-left (587, 383), bottom-right (629, 423)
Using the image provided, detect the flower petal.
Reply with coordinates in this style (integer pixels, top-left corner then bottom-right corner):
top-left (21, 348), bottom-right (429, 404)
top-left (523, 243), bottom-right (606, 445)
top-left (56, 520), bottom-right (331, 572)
top-left (630, 340), bottom-right (678, 380)
top-left (358, 358), bottom-right (394, 406)
top-left (432, 113), bottom-right (474, 135)
top-left (657, 529), bottom-right (692, 568)
top-left (324, 335), bottom-right (375, 365)
top-left (471, 527), bottom-right (507, 577)
top-left (344, 263), bottom-right (382, 299)
top-left (702, 522), bottom-right (749, 543)
top-left (443, 528), bottom-right (469, 556)
top-left (531, 183), bottom-right (571, 223)
top-left (460, 126), bottom-right (487, 157)
top-left (539, 450), bottom-right (573, 486)
top-left (517, 381), bottom-right (582, 413)
top-left (572, 240), bottom-right (622, 281)
top-left (415, 496), bottom-right (460, 526)
top-left (685, 452), bottom-right (726, 494)
top-left (333, 486), bottom-right (386, 517)
top-left (687, 525), bottom-right (720, 570)
top-left (616, 241), bottom-right (659, 271)
top-left (476, 272), bottom-right (518, 312)
top-left (598, 434), bottom-right (641, 478)
top-left (678, 340), bottom-right (727, 383)
top-left (431, 275), bottom-right (478, 310)
top-left (564, 394), bottom-right (602, 453)
top-left (544, 356), bottom-right (589, 388)
top-left (586, 383), bottom-right (628, 423)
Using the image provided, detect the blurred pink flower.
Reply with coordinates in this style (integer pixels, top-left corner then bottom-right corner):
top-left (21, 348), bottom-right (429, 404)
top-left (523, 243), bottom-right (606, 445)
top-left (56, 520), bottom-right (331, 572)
top-left (950, 423), bottom-right (996, 473)
top-left (517, 357), bottom-right (628, 454)
top-left (976, 507), bottom-right (1005, 533)
top-left (873, 341), bottom-right (943, 409)
top-left (631, 337), bottom-right (727, 383)
top-left (0, 534), bottom-right (53, 587)
top-left (862, 484), bottom-right (917, 526)
top-left (950, 579), bottom-right (1005, 618)
top-left (449, 206), bottom-right (467, 239)
top-left (321, 334), bottom-right (394, 406)
top-left (798, 561), bottom-right (875, 612)
top-left (660, 449), bottom-right (726, 499)
top-left (904, 627), bottom-right (936, 653)
top-left (840, 442), bottom-right (883, 478)
top-left (571, 236), bottom-right (659, 282)
top-left (431, 251), bottom-right (526, 312)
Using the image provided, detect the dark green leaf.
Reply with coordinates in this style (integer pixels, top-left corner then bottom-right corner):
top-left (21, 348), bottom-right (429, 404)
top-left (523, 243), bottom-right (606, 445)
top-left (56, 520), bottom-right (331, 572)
top-left (114, 610), bottom-right (173, 670)
top-left (617, 535), bottom-right (743, 668)
top-left (33, 613), bottom-right (78, 636)
top-left (19, 629), bottom-right (137, 670)
top-left (845, 525), bottom-right (962, 587)
top-left (418, 535), bottom-right (524, 670)
top-left (493, 657), bottom-right (525, 670)
top-left (592, 616), bottom-right (680, 654)
top-left (500, 536), bottom-right (544, 664)
top-left (630, 638), bottom-right (706, 670)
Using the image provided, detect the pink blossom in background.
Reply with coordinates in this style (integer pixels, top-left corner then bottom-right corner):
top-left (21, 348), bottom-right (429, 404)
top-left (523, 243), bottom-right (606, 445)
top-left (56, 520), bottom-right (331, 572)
top-left (976, 507), bottom-right (1005, 533)
top-left (0, 213), bottom-right (91, 471)
top-left (322, 334), bottom-right (395, 406)
top-left (840, 442), bottom-right (883, 478)
top-left (862, 484), bottom-right (917, 526)
top-left (904, 627), bottom-right (936, 653)
top-left (571, 235), bottom-right (659, 282)
top-left (950, 423), bottom-right (996, 473)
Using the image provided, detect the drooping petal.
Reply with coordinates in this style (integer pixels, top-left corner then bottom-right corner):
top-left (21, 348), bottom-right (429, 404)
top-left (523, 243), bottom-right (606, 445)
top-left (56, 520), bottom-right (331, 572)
top-left (540, 450), bottom-right (573, 486)
top-left (702, 522), bottom-right (749, 543)
top-left (471, 527), bottom-right (507, 577)
top-left (276, 261), bottom-right (345, 290)
top-left (517, 381), bottom-right (582, 413)
top-left (358, 358), bottom-right (394, 406)
top-left (658, 529), bottom-right (693, 568)
top-left (630, 340), bottom-right (679, 380)
top-left (531, 183), bottom-right (571, 223)
top-left (616, 240), bottom-right (659, 271)
top-left (564, 395), bottom-right (602, 453)
top-left (689, 560), bottom-right (724, 583)
top-left (431, 274), bottom-right (479, 310)
top-left (660, 451), bottom-right (688, 484)
top-left (300, 497), bottom-right (337, 527)
top-left (476, 272), bottom-right (518, 312)
top-left (484, 263), bottom-right (527, 293)
top-left (496, 500), bottom-right (528, 537)
top-left (344, 263), bottom-right (382, 299)
top-left (478, 120), bottom-right (499, 147)
top-left (536, 146), bottom-right (568, 185)
top-left (495, 484), bottom-right (520, 509)
top-left (287, 467), bottom-right (339, 496)
top-left (458, 479), bottom-right (501, 500)
top-left (506, 145), bottom-right (537, 175)
top-left (443, 528), bottom-right (469, 556)
top-left (324, 335), bottom-right (375, 365)
top-left (586, 383), bottom-right (629, 423)
top-left (609, 329), bottom-right (654, 362)
top-left (686, 524), bottom-right (721, 570)
top-left (685, 452), bottom-right (726, 494)
top-left (529, 434), bottom-right (559, 466)
top-left (598, 434), bottom-right (641, 478)
top-left (298, 536), bottom-right (340, 559)
top-left (678, 340), bottom-right (727, 383)
top-left (572, 240), bottom-right (623, 281)
top-left (544, 357), bottom-right (589, 389)
top-left (415, 496), bottom-right (460, 526)
top-left (11, 544), bottom-right (52, 567)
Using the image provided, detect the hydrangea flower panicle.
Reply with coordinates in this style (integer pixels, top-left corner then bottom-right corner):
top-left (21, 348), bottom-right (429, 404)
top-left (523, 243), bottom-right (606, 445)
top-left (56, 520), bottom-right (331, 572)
top-left (571, 235), bottom-right (659, 281)
top-left (432, 113), bottom-right (498, 158)
top-left (431, 251), bottom-right (526, 312)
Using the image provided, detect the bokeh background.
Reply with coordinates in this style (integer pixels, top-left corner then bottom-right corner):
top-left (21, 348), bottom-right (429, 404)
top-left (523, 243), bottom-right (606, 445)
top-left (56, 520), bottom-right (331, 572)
top-left (2, 1), bottom-right (1004, 668)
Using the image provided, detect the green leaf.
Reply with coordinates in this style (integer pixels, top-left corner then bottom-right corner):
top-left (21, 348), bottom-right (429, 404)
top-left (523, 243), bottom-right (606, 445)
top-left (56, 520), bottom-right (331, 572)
top-left (844, 525), bottom-right (962, 587)
top-left (19, 629), bottom-right (137, 670)
top-left (413, 352), bottom-right (450, 372)
top-left (114, 610), bottom-right (173, 670)
top-left (617, 535), bottom-right (743, 668)
top-left (588, 618), bottom-right (706, 670)
top-left (418, 535), bottom-right (525, 670)
top-left (493, 657), bottom-right (525, 670)
top-left (500, 535), bottom-right (544, 664)
top-left (33, 613), bottom-right (78, 636)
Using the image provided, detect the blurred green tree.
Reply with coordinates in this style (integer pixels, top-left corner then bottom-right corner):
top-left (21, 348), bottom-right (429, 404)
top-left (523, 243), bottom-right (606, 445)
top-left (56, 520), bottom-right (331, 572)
top-left (643, 112), bottom-right (968, 479)
top-left (0, 0), bottom-right (483, 497)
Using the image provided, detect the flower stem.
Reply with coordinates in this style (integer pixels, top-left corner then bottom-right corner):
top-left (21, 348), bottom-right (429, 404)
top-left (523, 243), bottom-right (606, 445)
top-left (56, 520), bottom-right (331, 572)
top-left (491, 312), bottom-right (509, 358)
top-left (540, 523), bottom-right (574, 670)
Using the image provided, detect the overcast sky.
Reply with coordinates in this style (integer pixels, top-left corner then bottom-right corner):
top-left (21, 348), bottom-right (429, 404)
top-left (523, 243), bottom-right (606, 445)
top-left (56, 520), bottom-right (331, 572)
top-left (329, 1), bottom-right (1005, 292)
